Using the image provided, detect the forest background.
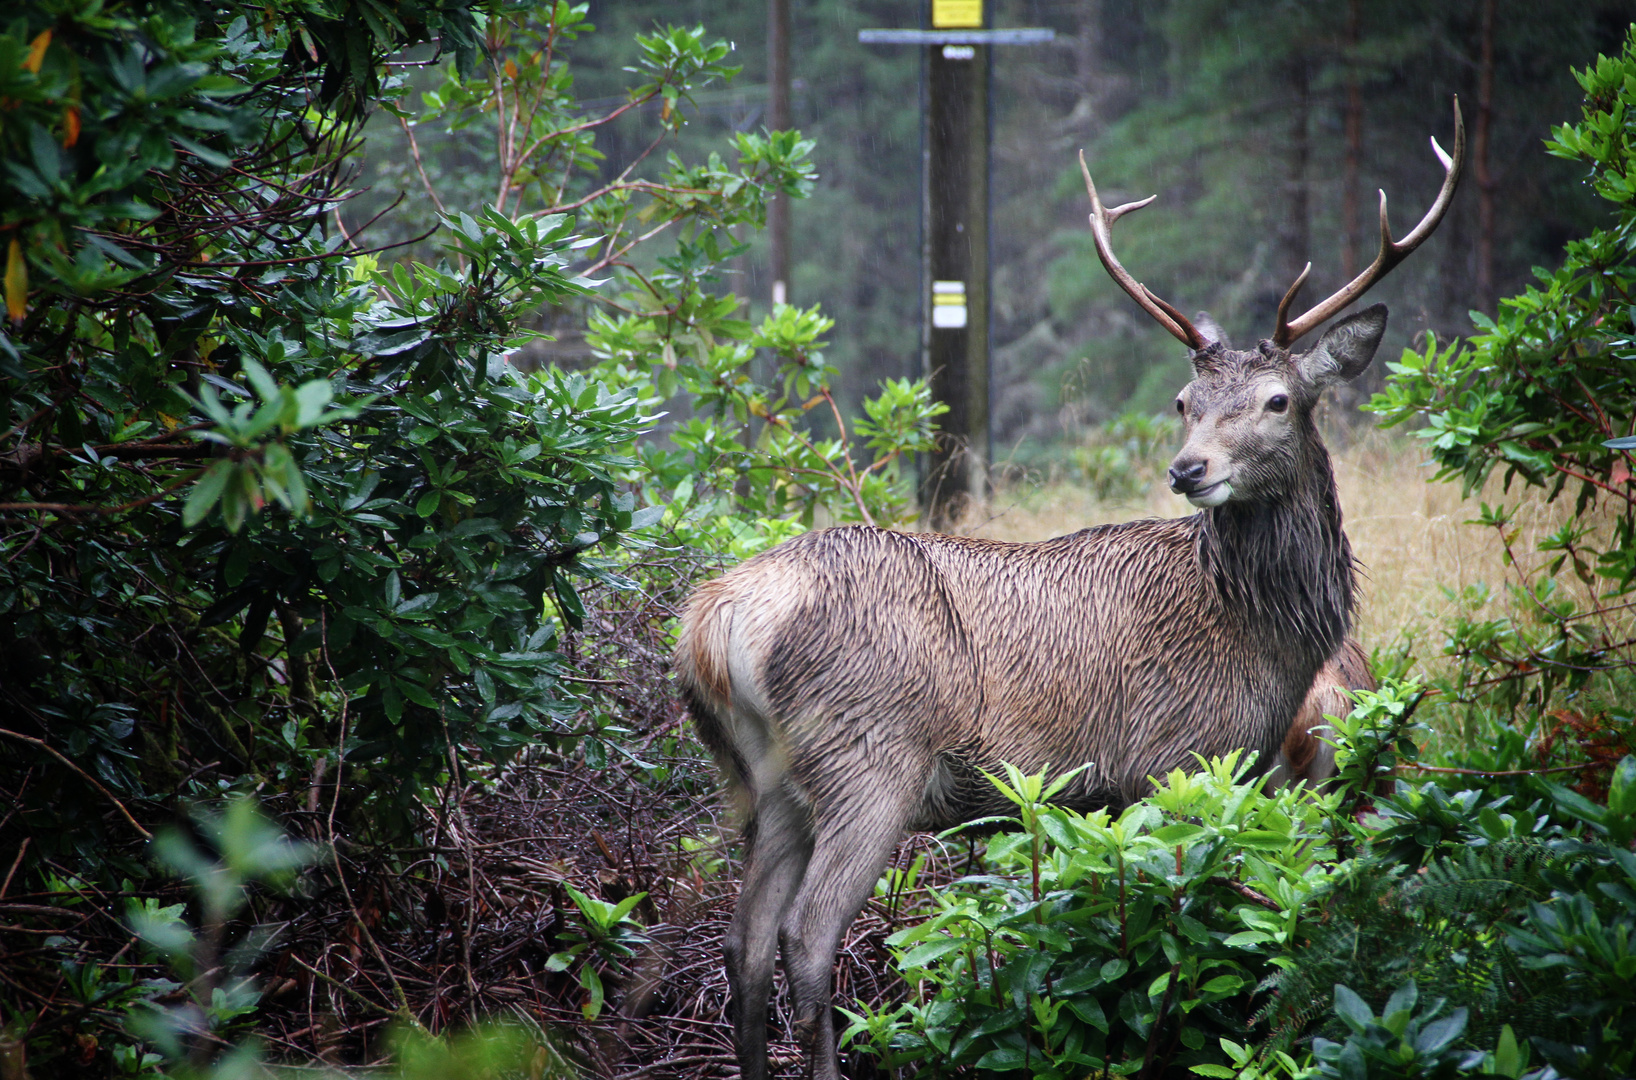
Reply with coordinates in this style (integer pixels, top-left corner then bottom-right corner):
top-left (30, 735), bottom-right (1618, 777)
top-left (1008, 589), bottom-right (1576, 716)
top-left (2, 0), bottom-right (1635, 1077)
top-left (355, 0), bottom-right (1627, 447)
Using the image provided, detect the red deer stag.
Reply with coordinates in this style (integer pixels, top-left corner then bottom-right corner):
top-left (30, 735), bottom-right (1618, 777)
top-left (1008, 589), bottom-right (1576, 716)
top-left (675, 102), bottom-right (1463, 1080)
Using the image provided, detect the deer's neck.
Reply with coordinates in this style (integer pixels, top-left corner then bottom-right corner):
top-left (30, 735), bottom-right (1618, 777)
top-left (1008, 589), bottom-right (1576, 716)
top-left (1197, 458), bottom-right (1353, 666)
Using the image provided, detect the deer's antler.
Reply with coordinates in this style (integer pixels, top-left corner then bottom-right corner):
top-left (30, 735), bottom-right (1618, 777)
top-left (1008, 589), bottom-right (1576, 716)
top-left (1274, 98), bottom-right (1465, 347)
top-left (1078, 150), bottom-right (1206, 351)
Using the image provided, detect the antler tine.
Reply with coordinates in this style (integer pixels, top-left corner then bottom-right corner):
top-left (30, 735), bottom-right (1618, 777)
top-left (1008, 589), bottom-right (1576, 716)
top-left (1079, 150), bottom-right (1205, 350)
top-left (1274, 262), bottom-right (1312, 337)
top-left (1274, 97), bottom-right (1466, 347)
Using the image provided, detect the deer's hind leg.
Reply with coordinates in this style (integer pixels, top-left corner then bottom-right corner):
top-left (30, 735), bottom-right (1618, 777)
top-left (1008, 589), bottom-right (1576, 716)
top-left (725, 779), bottom-right (813, 1080)
top-left (777, 774), bottom-right (926, 1080)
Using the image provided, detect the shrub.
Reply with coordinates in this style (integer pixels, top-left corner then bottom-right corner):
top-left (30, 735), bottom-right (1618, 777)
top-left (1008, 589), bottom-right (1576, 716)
top-left (841, 755), bottom-right (1357, 1078)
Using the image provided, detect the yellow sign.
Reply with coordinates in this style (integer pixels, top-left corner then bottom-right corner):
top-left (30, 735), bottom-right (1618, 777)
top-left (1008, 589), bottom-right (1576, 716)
top-left (932, 0), bottom-right (982, 29)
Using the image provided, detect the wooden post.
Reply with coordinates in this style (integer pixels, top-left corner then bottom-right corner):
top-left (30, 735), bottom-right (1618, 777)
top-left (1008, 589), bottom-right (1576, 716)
top-left (858, 12), bottom-right (1052, 529)
top-left (921, 36), bottom-right (990, 527)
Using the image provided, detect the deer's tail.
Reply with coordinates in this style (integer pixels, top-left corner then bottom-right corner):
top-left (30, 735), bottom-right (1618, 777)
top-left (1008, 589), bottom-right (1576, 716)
top-left (675, 575), bottom-right (757, 804)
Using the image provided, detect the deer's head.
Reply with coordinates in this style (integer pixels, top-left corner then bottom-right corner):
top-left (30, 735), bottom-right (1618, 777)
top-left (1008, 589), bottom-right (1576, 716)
top-left (1167, 309), bottom-right (1385, 507)
top-left (1078, 99), bottom-right (1464, 509)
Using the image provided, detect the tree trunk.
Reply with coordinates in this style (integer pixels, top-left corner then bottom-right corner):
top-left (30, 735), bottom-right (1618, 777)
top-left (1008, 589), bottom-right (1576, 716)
top-left (767, 0), bottom-right (791, 305)
top-left (1281, 57), bottom-right (1311, 298)
top-left (1474, 0), bottom-right (1496, 313)
top-left (1075, 0), bottom-right (1102, 114)
top-left (1342, 0), bottom-right (1362, 280)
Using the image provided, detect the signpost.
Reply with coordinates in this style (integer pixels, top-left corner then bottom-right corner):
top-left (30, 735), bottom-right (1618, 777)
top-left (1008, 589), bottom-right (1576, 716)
top-left (860, 4), bottom-right (1052, 528)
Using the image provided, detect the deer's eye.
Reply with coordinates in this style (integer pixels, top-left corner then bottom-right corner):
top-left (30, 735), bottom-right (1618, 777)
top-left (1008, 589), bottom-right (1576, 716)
top-left (1175, 398), bottom-right (1185, 415)
top-left (1266, 393), bottom-right (1289, 413)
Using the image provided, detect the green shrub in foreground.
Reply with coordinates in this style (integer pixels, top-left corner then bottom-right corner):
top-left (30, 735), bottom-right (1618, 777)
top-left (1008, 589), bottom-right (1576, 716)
top-left (842, 671), bottom-right (1636, 1078)
top-left (840, 754), bottom-right (1352, 1078)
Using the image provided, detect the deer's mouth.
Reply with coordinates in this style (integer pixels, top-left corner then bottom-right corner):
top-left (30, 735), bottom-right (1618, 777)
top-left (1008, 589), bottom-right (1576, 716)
top-left (1186, 479), bottom-right (1233, 508)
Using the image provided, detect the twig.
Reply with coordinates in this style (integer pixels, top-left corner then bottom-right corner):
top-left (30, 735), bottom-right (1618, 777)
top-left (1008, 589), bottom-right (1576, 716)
top-left (0, 903), bottom-right (97, 919)
top-left (4, 403), bottom-right (54, 442)
top-left (396, 114), bottom-right (447, 216)
top-left (0, 728), bottom-right (152, 840)
top-left (267, 1014), bottom-right (389, 1047)
top-left (440, 707), bottom-right (481, 1000)
top-left (611, 1053), bottom-right (741, 1079)
top-left (1210, 877), bottom-right (1280, 911)
top-left (580, 215), bottom-right (682, 277)
top-left (1552, 461), bottom-right (1636, 506)
top-left (1, 524), bottom-right (44, 564)
top-left (0, 467), bottom-right (205, 518)
top-left (0, 839), bottom-right (30, 900)
top-left (1138, 961), bottom-right (1183, 1080)
top-left (1399, 761), bottom-right (1604, 777)
top-left (819, 389), bottom-right (865, 491)
top-left (288, 956), bottom-right (401, 1020)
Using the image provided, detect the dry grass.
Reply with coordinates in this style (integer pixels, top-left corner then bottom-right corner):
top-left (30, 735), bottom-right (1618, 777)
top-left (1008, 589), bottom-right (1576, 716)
top-left (964, 426), bottom-right (1604, 682)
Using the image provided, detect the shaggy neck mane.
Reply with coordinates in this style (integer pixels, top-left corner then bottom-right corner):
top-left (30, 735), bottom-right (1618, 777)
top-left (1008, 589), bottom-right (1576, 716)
top-left (1195, 441), bottom-right (1353, 667)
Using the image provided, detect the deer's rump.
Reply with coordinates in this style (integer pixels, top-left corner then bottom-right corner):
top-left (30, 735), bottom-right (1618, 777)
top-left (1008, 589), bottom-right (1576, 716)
top-left (676, 521), bottom-right (1315, 825)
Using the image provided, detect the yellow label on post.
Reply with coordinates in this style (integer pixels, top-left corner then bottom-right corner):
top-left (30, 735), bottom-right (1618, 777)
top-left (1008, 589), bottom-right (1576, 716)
top-left (932, 280), bottom-right (967, 329)
top-left (932, 0), bottom-right (982, 29)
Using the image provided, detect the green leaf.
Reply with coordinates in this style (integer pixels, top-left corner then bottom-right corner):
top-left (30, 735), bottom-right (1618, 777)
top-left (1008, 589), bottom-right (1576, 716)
top-left (1493, 1025), bottom-right (1523, 1079)
top-left (1151, 822), bottom-right (1206, 846)
top-left (183, 459), bottom-right (233, 527)
top-left (607, 892), bottom-right (647, 925)
top-left (1232, 830), bottom-right (1288, 851)
top-left (1607, 755), bottom-right (1636, 818)
top-left (898, 937), bottom-right (964, 969)
top-left (629, 504), bottom-right (666, 529)
top-left (1412, 1009), bottom-right (1467, 1056)
top-left (1065, 996), bottom-right (1108, 1033)
top-left (1199, 974), bottom-right (1244, 996)
top-left (974, 1047), bottom-right (1026, 1071)
top-left (1332, 984), bottom-right (1373, 1033)
top-left (553, 570), bottom-right (586, 629)
top-left (294, 380), bottom-right (335, 427)
top-left (578, 965), bottom-right (604, 1021)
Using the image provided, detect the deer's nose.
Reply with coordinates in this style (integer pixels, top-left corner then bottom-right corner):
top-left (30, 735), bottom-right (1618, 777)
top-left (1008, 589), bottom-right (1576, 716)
top-left (1168, 459), bottom-right (1208, 493)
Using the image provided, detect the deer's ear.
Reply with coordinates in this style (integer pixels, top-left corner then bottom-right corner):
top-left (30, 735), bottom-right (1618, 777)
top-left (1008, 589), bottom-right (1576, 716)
top-left (1298, 303), bottom-right (1387, 386)
top-left (1193, 311), bottom-right (1230, 349)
